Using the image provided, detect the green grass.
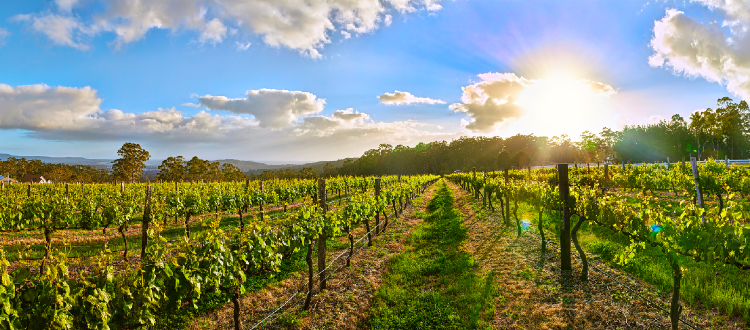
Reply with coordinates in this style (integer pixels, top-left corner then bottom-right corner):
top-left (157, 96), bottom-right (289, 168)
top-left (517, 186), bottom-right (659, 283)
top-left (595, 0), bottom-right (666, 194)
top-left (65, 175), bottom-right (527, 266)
top-left (504, 197), bottom-right (750, 325)
top-left (370, 181), bottom-right (497, 330)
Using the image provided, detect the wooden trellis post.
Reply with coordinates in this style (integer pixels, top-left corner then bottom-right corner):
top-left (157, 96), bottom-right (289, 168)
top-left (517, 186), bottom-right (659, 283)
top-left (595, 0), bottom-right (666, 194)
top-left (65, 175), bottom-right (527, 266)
top-left (690, 157), bottom-right (705, 224)
top-left (141, 185), bottom-right (152, 259)
top-left (375, 178), bottom-right (381, 234)
top-left (317, 178), bottom-right (328, 290)
top-left (558, 164), bottom-right (571, 272)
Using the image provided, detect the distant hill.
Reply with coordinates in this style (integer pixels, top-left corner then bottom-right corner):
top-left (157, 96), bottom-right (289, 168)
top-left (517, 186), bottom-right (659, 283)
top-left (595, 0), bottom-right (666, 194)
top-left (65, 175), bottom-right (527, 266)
top-left (0, 153), bottom-right (114, 167)
top-left (0, 153), bottom-right (352, 177)
top-left (243, 158), bottom-right (352, 176)
top-left (213, 159), bottom-right (298, 172)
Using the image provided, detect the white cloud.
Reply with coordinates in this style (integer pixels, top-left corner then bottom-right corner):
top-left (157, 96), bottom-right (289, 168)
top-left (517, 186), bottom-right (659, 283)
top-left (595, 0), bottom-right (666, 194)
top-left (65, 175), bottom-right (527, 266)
top-left (0, 84), bottom-right (258, 141)
top-left (199, 18), bottom-right (227, 44)
top-left (581, 79), bottom-right (617, 96)
top-left (378, 90), bottom-right (446, 105)
top-left (235, 41), bottom-right (251, 51)
top-left (0, 83), bottom-right (450, 160)
top-left (0, 28), bottom-right (9, 46)
top-left (649, 5), bottom-right (750, 100)
top-left (13, 14), bottom-right (93, 50)
top-left (182, 102), bottom-right (201, 108)
top-left (14, 0), bottom-right (443, 57)
top-left (55, 0), bottom-right (80, 12)
top-left (451, 73), bottom-right (617, 133)
top-left (199, 89), bottom-right (326, 129)
top-left (450, 73), bottom-right (531, 133)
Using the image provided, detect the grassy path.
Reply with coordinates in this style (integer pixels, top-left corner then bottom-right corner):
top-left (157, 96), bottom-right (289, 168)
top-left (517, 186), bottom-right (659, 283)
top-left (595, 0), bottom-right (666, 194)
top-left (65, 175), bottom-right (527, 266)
top-left (369, 180), bottom-right (497, 329)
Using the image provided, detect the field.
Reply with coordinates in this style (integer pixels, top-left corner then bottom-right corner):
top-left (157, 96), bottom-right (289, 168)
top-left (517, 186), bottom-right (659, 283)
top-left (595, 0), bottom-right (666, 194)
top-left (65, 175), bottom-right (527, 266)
top-left (1, 161), bottom-right (750, 329)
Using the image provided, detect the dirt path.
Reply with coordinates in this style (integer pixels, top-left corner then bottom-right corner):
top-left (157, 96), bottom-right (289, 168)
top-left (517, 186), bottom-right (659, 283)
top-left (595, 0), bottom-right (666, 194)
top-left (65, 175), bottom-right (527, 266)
top-left (446, 180), bottom-right (681, 329)
top-left (189, 182), bottom-right (438, 330)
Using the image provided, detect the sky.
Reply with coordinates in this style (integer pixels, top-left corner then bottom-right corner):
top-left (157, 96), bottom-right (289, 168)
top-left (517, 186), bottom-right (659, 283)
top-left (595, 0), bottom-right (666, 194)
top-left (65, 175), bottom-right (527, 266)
top-left (0, 0), bottom-right (747, 162)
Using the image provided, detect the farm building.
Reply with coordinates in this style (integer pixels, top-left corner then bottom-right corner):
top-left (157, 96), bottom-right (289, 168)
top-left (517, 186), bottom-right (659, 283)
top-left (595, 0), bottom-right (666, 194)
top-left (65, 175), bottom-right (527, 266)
top-left (22, 174), bottom-right (51, 183)
top-left (0, 175), bottom-right (17, 183)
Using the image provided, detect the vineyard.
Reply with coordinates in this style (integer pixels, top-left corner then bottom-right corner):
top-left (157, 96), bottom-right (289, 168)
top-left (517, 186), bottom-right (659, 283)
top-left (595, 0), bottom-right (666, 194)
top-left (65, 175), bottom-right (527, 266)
top-left (448, 159), bottom-right (750, 329)
top-left (0, 175), bottom-right (438, 329)
top-left (1, 159), bottom-right (750, 329)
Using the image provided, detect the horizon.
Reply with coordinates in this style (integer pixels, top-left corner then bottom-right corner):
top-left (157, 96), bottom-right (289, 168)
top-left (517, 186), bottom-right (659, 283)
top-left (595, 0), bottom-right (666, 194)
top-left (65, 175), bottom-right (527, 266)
top-left (0, 0), bottom-right (746, 161)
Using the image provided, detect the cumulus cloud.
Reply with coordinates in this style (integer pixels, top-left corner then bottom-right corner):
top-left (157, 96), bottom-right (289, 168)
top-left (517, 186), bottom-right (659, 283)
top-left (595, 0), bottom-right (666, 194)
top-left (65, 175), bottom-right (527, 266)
top-left (379, 91), bottom-right (445, 105)
top-left (0, 83), bottom-right (451, 160)
top-left (13, 0), bottom-right (443, 57)
top-left (450, 73), bottom-right (531, 133)
top-left (0, 28), bottom-right (9, 46)
top-left (0, 84), bottom-right (258, 141)
top-left (649, 4), bottom-right (750, 100)
top-left (199, 89), bottom-right (326, 129)
top-left (581, 79), bottom-right (617, 96)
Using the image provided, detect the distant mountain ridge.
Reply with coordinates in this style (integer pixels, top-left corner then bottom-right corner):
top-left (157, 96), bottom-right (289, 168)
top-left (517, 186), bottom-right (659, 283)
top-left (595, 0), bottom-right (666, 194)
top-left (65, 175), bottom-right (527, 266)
top-left (0, 153), bottom-right (350, 175)
top-left (0, 153), bottom-right (114, 167)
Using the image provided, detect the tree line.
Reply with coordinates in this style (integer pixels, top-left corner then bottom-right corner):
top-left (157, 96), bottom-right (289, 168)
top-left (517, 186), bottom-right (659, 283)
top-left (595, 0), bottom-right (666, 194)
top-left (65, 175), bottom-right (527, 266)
top-left (336, 97), bottom-right (750, 175)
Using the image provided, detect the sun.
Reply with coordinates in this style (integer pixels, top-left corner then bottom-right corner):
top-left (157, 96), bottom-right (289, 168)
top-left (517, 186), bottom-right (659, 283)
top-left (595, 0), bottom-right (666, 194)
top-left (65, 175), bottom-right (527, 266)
top-left (514, 71), bottom-right (611, 138)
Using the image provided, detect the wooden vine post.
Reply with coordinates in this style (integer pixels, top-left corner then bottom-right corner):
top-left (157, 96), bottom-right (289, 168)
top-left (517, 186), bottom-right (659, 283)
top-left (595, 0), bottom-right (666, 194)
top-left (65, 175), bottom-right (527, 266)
top-left (304, 236), bottom-right (314, 309)
top-left (472, 167), bottom-right (478, 198)
top-left (558, 164), bottom-right (572, 273)
top-left (259, 181), bottom-right (264, 221)
top-left (141, 185), bottom-right (152, 259)
top-left (604, 163), bottom-right (609, 183)
top-left (504, 169), bottom-right (510, 226)
top-left (240, 180), bottom-right (249, 233)
top-left (528, 167), bottom-right (531, 181)
top-left (690, 157), bottom-right (705, 224)
top-left (375, 178), bottom-right (381, 234)
top-left (317, 178), bottom-right (328, 291)
top-left (482, 170), bottom-right (487, 207)
top-left (65, 183), bottom-right (70, 199)
top-left (27, 184), bottom-right (31, 197)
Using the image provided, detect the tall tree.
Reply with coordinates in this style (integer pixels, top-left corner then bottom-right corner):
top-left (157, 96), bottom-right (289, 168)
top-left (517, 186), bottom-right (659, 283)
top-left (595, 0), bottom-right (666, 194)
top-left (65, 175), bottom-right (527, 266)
top-left (221, 163), bottom-right (246, 182)
top-left (156, 156), bottom-right (186, 182)
top-left (112, 143), bottom-right (150, 183)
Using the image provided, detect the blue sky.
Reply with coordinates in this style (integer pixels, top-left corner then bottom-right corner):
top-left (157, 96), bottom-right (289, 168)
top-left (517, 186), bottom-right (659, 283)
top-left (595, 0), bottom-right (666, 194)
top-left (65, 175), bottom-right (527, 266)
top-left (0, 0), bottom-right (745, 161)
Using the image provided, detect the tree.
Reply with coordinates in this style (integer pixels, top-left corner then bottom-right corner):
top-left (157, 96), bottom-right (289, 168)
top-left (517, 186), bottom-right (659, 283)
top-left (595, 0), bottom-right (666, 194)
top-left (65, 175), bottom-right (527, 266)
top-left (299, 167), bottom-right (317, 179)
top-left (322, 162), bottom-right (337, 177)
top-left (511, 150), bottom-right (531, 168)
top-left (185, 156), bottom-right (207, 182)
top-left (112, 143), bottom-right (150, 183)
top-left (496, 150), bottom-right (511, 170)
top-left (221, 163), bottom-right (246, 182)
top-left (156, 156), bottom-right (186, 182)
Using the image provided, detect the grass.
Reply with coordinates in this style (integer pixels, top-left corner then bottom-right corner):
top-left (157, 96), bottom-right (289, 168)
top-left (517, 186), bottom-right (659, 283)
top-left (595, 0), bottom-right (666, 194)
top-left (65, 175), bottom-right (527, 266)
top-left (508, 197), bottom-right (750, 325)
top-left (370, 180), bottom-right (497, 330)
